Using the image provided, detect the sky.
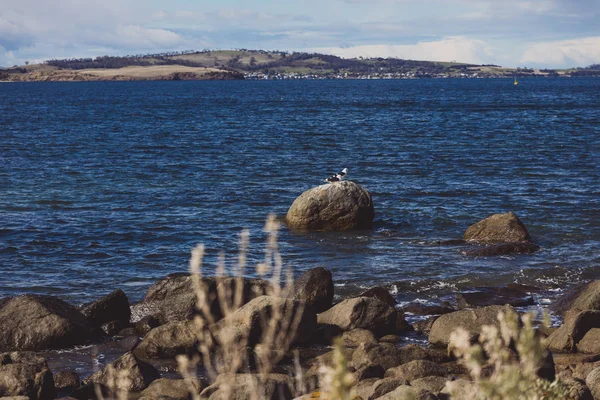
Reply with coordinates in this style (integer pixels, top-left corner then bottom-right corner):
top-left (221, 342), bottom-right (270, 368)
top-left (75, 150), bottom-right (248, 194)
top-left (1, 0), bottom-right (599, 68)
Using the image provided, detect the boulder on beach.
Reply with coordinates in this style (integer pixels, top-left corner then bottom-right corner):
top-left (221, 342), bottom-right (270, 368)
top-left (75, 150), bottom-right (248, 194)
top-left (131, 274), bottom-right (271, 325)
top-left (140, 378), bottom-right (201, 400)
top-left (0, 295), bottom-right (98, 352)
top-left (83, 352), bottom-right (160, 393)
top-left (292, 267), bottom-right (334, 313)
top-left (80, 289), bottom-right (131, 328)
top-left (464, 212), bottom-right (532, 243)
top-left (317, 296), bottom-right (396, 337)
top-left (285, 181), bottom-right (374, 231)
top-left (133, 320), bottom-right (198, 359)
top-left (0, 352), bottom-right (55, 400)
top-left (428, 304), bottom-right (519, 347)
top-left (546, 310), bottom-right (600, 353)
top-left (215, 295), bottom-right (317, 347)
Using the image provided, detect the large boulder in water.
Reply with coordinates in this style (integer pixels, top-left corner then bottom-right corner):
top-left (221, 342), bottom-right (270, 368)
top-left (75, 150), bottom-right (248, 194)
top-left (464, 212), bottom-right (531, 243)
top-left (286, 181), bottom-right (374, 231)
top-left (80, 289), bottom-right (131, 328)
top-left (0, 295), bottom-right (98, 352)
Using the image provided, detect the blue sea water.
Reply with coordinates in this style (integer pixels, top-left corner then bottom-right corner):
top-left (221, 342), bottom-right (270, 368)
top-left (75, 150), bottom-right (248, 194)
top-left (1, 78), bottom-right (599, 307)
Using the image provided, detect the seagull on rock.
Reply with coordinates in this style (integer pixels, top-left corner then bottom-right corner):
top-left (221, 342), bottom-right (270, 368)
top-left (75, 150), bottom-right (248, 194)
top-left (324, 168), bottom-right (348, 183)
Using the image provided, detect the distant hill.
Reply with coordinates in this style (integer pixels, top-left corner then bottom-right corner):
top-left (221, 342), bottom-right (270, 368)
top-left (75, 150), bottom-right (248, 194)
top-left (2, 49), bottom-right (599, 81)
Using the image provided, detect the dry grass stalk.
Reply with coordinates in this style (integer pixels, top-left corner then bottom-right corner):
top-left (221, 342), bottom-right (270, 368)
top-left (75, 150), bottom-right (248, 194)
top-left (178, 214), bottom-right (305, 399)
top-left (449, 311), bottom-right (567, 400)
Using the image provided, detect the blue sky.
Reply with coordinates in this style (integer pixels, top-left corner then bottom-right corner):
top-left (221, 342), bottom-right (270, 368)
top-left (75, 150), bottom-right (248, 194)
top-left (1, 0), bottom-right (599, 68)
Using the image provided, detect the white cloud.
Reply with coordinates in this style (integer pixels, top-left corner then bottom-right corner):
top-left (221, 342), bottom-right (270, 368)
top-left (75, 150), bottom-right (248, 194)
top-left (312, 36), bottom-right (493, 64)
top-left (520, 37), bottom-right (600, 67)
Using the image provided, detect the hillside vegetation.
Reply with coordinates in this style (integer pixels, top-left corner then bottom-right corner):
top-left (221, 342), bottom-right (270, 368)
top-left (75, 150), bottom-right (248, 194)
top-left (2, 49), bottom-right (599, 81)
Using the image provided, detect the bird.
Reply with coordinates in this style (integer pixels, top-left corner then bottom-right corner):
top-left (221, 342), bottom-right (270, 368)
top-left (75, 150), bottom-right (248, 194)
top-left (324, 168), bottom-right (348, 183)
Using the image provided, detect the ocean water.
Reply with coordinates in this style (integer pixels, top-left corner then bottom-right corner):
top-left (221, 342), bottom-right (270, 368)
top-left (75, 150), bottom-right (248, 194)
top-left (1, 78), bottom-right (599, 308)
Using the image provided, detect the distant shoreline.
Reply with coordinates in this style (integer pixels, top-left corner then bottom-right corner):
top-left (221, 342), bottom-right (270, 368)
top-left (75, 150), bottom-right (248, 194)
top-left (3, 50), bottom-right (599, 82)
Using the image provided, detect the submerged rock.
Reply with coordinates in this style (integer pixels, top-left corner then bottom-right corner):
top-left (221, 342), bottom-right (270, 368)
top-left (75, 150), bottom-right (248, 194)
top-left (0, 295), bottom-right (98, 352)
top-left (286, 181), bottom-right (374, 231)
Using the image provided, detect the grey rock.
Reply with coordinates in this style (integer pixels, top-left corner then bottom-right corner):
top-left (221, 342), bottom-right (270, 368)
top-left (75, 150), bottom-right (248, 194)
top-left (53, 370), bottom-right (80, 390)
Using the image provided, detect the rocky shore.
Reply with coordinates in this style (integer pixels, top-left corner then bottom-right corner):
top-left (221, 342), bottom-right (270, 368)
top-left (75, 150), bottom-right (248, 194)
top-left (1, 182), bottom-right (597, 399)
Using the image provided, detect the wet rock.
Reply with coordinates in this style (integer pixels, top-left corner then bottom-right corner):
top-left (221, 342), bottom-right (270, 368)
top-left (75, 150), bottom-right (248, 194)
top-left (341, 329), bottom-right (377, 348)
top-left (133, 321), bottom-right (197, 359)
top-left (428, 305), bottom-right (518, 347)
top-left (0, 352), bottom-right (55, 400)
top-left (317, 297), bottom-right (396, 337)
top-left (53, 371), bottom-right (80, 390)
top-left (200, 373), bottom-right (293, 400)
top-left (462, 242), bottom-right (540, 256)
top-left (384, 360), bottom-right (448, 381)
top-left (456, 285), bottom-right (535, 309)
top-left (80, 289), bottom-right (131, 328)
top-left (0, 295), bottom-right (98, 351)
top-left (413, 316), bottom-right (438, 335)
top-left (140, 378), bottom-right (200, 400)
top-left (83, 352), bottom-right (159, 392)
top-left (101, 320), bottom-right (126, 336)
top-left (292, 267), bottom-right (334, 313)
top-left (396, 310), bottom-right (412, 334)
top-left (546, 311), bottom-right (600, 353)
top-left (463, 212), bottom-right (532, 243)
top-left (359, 287), bottom-right (397, 308)
top-left (403, 303), bottom-right (455, 316)
top-left (215, 295), bottom-right (316, 347)
top-left (551, 281), bottom-right (600, 317)
top-left (135, 315), bottom-right (160, 335)
top-left (285, 181), bottom-right (374, 231)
